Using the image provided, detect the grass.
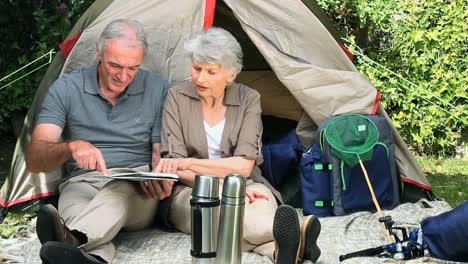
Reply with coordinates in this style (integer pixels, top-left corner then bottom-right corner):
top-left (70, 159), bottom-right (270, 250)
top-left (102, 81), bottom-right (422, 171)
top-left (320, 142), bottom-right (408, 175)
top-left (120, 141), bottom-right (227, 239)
top-left (0, 212), bottom-right (35, 238)
top-left (418, 156), bottom-right (467, 207)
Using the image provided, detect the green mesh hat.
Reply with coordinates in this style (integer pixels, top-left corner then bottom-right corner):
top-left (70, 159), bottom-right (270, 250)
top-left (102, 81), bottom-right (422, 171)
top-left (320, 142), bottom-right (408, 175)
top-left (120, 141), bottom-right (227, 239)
top-left (323, 114), bottom-right (379, 167)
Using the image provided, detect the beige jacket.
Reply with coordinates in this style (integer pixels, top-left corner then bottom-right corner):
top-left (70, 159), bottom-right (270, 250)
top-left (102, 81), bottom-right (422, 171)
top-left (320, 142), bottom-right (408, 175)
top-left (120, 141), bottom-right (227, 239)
top-left (161, 81), bottom-right (282, 202)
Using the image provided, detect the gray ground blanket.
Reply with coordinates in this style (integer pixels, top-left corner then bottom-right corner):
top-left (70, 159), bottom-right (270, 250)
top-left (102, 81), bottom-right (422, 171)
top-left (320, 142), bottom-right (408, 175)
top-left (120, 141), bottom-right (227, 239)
top-left (1, 200), bottom-right (461, 264)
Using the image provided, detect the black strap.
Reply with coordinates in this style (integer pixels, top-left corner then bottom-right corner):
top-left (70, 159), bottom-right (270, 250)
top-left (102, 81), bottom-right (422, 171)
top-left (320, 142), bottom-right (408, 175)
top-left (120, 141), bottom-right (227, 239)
top-left (339, 246), bottom-right (384, 262)
top-left (190, 250), bottom-right (216, 258)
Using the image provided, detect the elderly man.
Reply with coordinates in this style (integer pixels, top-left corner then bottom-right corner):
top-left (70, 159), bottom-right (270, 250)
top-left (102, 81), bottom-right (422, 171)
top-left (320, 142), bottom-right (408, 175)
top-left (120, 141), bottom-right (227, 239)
top-left (26, 19), bottom-right (169, 264)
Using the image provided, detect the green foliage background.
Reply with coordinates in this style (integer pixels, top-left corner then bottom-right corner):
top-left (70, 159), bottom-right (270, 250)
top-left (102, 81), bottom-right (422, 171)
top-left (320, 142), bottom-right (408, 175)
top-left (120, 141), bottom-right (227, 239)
top-left (0, 0), bottom-right (94, 134)
top-left (0, 0), bottom-right (466, 155)
top-left (316, 0), bottom-right (467, 155)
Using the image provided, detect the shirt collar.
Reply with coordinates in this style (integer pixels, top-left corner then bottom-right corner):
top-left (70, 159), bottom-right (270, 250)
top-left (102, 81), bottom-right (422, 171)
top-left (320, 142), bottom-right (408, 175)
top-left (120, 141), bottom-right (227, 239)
top-left (83, 62), bottom-right (100, 95)
top-left (179, 81), bottom-right (241, 106)
top-left (83, 61), bottom-right (145, 96)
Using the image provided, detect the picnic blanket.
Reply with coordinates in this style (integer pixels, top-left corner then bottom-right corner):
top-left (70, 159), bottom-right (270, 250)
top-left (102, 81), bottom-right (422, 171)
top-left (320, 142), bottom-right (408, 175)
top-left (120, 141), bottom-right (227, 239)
top-left (1, 200), bottom-right (461, 264)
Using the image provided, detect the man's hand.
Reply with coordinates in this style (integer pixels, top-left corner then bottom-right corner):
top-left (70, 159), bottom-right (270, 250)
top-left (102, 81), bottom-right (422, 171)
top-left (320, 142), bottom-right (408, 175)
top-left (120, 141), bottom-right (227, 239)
top-left (67, 139), bottom-right (108, 175)
top-left (140, 180), bottom-right (174, 200)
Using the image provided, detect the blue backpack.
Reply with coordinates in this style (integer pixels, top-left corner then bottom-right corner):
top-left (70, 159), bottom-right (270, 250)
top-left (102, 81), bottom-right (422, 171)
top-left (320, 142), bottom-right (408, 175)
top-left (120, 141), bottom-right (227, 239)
top-left (300, 114), bottom-right (400, 216)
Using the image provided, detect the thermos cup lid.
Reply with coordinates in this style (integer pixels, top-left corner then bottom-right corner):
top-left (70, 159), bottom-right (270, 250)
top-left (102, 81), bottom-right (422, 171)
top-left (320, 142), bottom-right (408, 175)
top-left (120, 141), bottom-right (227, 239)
top-left (192, 175), bottom-right (220, 198)
top-left (222, 174), bottom-right (246, 198)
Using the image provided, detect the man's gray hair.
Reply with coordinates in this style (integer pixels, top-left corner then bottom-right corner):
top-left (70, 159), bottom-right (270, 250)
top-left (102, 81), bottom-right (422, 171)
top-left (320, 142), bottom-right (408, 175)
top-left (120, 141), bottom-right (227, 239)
top-left (185, 27), bottom-right (243, 73)
top-left (97, 19), bottom-right (148, 56)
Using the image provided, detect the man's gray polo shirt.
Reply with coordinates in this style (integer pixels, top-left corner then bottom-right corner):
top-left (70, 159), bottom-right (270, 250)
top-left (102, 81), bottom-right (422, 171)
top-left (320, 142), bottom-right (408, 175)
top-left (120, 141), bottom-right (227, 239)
top-left (36, 62), bottom-right (168, 178)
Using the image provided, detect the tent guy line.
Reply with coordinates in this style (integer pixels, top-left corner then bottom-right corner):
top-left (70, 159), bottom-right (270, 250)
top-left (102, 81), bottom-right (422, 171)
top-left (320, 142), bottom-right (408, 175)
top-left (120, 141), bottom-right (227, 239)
top-left (0, 49), bottom-right (56, 91)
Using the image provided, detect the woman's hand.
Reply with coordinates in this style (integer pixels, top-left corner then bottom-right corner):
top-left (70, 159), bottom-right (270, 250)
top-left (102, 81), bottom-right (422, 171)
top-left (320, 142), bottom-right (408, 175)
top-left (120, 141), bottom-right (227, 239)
top-left (245, 189), bottom-right (269, 204)
top-left (177, 170), bottom-right (197, 187)
top-left (155, 158), bottom-right (192, 173)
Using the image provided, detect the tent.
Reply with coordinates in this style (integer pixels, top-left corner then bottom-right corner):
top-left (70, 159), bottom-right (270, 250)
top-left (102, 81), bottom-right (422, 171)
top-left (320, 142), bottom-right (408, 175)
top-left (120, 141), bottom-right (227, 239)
top-left (0, 0), bottom-right (434, 222)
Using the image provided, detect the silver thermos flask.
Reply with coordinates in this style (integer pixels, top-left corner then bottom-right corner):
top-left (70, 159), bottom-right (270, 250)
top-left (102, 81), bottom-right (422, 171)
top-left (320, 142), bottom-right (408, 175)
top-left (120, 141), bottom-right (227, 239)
top-left (191, 175), bottom-right (220, 264)
top-left (216, 174), bottom-right (246, 264)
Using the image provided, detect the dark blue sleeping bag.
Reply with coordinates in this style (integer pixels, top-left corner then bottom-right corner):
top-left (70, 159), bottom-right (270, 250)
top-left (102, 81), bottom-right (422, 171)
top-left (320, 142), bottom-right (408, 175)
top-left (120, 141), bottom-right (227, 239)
top-left (422, 201), bottom-right (468, 262)
top-left (260, 129), bottom-right (302, 189)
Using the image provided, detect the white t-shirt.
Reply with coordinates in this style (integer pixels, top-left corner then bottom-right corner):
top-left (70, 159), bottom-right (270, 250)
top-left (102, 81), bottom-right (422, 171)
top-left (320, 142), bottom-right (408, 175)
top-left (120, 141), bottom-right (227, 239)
top-left (204, 119), bottom-right (225, 159)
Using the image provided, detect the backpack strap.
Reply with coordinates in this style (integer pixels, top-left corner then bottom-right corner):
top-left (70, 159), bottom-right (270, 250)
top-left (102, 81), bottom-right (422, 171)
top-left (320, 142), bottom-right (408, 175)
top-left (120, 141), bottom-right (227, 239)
top-left (314, 163), bottom-right (333, 171)
top-left (315, 200), bottom-right (335, 207)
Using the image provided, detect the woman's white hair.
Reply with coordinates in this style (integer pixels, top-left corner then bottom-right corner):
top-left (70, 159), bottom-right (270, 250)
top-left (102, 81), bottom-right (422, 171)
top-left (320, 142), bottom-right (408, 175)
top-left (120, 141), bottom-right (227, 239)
top-left (97, 19), bottom-right (148, 56)
top-left (185, 27), bottom-right (243, 73)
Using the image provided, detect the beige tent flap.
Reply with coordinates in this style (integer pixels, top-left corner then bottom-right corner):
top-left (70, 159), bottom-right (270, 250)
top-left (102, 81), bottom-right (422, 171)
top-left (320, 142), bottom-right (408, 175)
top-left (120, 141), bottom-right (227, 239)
top-left (237, 71), bottom-right (303, 121)
top-left (377, 106), bottom-right (430, 186)
top-left (224, 0), bottom-right (357, 71)
top-left (63, 0), bottom-right (206, 84)
top-left (226, 0), bottom-right (376, 125)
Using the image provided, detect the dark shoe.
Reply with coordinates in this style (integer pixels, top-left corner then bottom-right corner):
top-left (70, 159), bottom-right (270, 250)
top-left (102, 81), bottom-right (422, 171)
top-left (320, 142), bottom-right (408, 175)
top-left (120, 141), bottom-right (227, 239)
top-left (36, 204), bottom-right (81, 247)
top-left (40, 241), bottom-right (107, 264)
top-left (273, 205), bottom-right (301, 264)
top-left (299, 215), bottom-right (321, 263)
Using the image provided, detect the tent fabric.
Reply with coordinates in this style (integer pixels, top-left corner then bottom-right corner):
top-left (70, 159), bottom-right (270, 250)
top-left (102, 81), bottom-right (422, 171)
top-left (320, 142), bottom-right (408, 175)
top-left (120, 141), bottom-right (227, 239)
top-left (61, 0), bottom-right (205, 80)
top-left (236, 71), bottom-right (303, 121)
top-left (203, 0), bottom-right (216, 29)
top-left (224, 0), bottom-right (377, 125)
top-left (226, 0), bottom-right (358, 71)
top-left (1, 0), bottom-right (432, 219)
top-left (59, 32), bottom-right (82, 59)
top-left (376, 106), bottom-right (432, 189)
top-left (371, 90), bottom-right (381, 114)
top-left (338, 42), bottom-right (355, 60)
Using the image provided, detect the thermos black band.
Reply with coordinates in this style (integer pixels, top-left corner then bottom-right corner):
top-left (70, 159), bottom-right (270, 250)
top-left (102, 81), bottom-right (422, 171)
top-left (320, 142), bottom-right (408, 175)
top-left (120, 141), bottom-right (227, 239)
top-left (192, 206), bottom-right (202, 253)
top-left (190, 250), bottom-right (217, 258)
top-left (190, 199), bottom-right (220, 207)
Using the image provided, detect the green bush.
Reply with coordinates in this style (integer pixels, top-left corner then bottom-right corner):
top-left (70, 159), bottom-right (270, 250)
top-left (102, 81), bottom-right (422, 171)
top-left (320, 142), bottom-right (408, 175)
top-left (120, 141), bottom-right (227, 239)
top-left (317, 0), bottom-right (467, 155)
top-left (0, 0), bottom-right (94, 134)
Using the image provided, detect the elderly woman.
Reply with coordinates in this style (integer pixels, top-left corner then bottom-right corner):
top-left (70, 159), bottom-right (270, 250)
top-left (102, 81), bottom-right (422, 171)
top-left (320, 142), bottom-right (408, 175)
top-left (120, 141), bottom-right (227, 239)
top-left (153, 27), bottom-right (279, 258)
